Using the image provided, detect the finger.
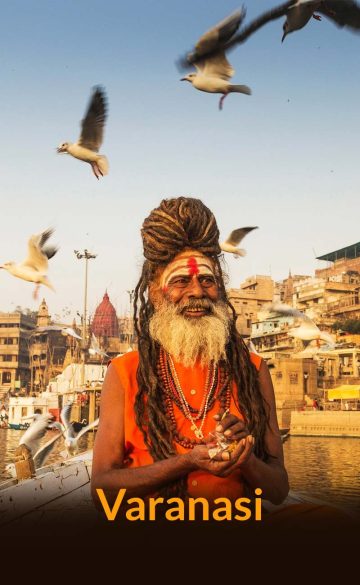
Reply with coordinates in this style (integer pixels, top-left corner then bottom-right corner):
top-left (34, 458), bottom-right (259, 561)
top-left (213, 407), bottom-right (228, 422)
top-left (216, 415), bottom-right (246, 434)
top-left (226, 435), bottom-right (255, 476)
top-left (210, 437), bottom-right (243, 463)
top-left (237, 435), bottom-right (254, 464)
top-left (223, 421), bottom-right (249, 438)
top-left (219, 437), bottom-right (254, 476)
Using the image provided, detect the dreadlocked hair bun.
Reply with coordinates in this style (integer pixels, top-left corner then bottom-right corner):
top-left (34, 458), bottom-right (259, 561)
top-left (141, 197), bottom-right (221, 264)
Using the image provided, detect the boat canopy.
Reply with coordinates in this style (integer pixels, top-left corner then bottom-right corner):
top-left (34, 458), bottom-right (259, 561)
top-left (327, 386), bottom-right (360, 400)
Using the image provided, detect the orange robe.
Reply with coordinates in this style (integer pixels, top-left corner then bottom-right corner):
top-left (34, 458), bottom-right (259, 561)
top-left (110, 350), bottom-right (262, 500)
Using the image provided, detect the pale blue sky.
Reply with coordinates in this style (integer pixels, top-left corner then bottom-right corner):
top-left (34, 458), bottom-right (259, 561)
top-left (0, 0), bottom-right (359, 320)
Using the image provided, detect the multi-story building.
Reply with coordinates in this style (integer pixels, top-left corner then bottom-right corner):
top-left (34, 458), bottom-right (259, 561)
top-left (314, 242), bottom-right (360, 320)
top-left (28, 299), bottom-right (68, 393)
top-left (0, 312), bottom-right (35, 397)
top-left (228, 275), bottom-right (274, 336)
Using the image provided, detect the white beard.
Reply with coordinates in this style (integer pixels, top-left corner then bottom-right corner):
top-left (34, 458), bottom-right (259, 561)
top-left (149, 299), bottom-right (231, 367)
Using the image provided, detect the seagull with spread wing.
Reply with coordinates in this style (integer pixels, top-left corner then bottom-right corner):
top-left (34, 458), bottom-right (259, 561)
top-left (282, 0), bottom-right (360, 41)
top-left (180, 9), bottom-right (251, 110)
top-left (269, 302), bottom-right (335, 347)
top-left (0, 228), bottom-right (58, 299)
top-left (220, 226), bottom-right (258, 257)
top-left (18, 413), bottom-right (58, 456)
top-left (181, 1), bottom-right (360, 67)
top-left (57, 86), bottom-right (108, 179)
top-left (60, 403), bottom-right (99, 456)
top-left (37, 325), bottom-right (83, 340)
top-left (89, 333), bottom-right (108, 358)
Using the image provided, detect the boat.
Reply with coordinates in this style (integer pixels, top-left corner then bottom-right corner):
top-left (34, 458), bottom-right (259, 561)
top-left (8, 423), bottom-right (29, 431)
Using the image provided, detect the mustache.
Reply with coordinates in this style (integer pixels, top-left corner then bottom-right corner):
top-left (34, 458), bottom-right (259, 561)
top-left (177, 298), bottom-right (215, 313)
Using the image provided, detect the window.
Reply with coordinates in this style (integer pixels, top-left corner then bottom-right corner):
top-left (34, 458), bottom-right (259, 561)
top-left (3, 355), bottom-right (13, 362)
top-left (21, 407), bottom-right (28, 418)
top-left (289, 372), bottom-right (298, 384)
top-left (276, 372), bottom-right (283, 379)
top-left (2, 372), bottom-right (11, 383)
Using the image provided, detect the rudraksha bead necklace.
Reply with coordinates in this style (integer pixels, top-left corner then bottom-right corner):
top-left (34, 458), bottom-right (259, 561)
top-left (158, 349), bottom-right (232, 448)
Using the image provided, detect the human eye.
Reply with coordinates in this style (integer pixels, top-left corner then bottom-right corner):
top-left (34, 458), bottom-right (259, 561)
top-left (199, 275), bottom-right (216, 287)
top-left (169, 276), bottom-right (190, 288)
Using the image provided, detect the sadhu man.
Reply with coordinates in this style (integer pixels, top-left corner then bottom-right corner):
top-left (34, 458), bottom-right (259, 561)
top-left (91, 196), bottom-right (289, 511)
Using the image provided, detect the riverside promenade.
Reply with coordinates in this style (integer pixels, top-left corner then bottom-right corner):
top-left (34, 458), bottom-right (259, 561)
top-left (290, 411), bottom-right (360, 437)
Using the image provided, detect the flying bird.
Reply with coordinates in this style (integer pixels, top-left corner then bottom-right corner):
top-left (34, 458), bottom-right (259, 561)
top-left (33, 423), bottom-right (63, 468)
top-left (57, 86), bottom-right (109, 179)
top-left (220, 226), bottom-right (258, 257)
top-left (181, 1), bottom-right (360, 66)
top-left (180, 9), bottom-right (251, 110)
top-left (37, 325), bottom-right (83, 340)
top-left (0, 228), bottom-right (58, 299)
top-left (60, 403), bottom-right (99, 456)
top-left (282, 0), bottom-right (360, 41)
top-left (269, 302), bottom-right (335, 347)
top-left (88, 333), bottom-right (108, 358)
top-left (18, 413), bottom-right (57, 456)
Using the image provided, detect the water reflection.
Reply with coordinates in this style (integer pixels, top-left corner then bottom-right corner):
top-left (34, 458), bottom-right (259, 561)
top-left (1, 430), bottom-right (359, 516)
top-left (283, 437), bottom-right (360, 515)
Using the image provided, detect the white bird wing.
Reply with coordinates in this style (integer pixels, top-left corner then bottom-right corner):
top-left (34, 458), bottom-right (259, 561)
top-left (74, 418), bottom-right (99, 442)
top-left (91, 332), bottom-right (100, 351)
top-left (62, 327), bottom-right (83, 340)
top-left (60, 403), bottom-right (76, 439)
top-left (319, 331), bottom-right (336, 346)
top-left (19, 415), bottom-right (53, 454)
top-left (78, 86), bottom-right (107, 152)
top-left (269, 302), bottom-right (314, 324)
top-left (21, 228), bottom-right (56, 273)
top-left (33, 432), bottom-right (63, 468)
top-left (200, 52), bottom-right (234, 80)
top-left (195, 9), bottom-right (245, 58)
top-left (224, 227), bottom-right (258, 246)
top-left (288, 323), bottom-right (320, 340)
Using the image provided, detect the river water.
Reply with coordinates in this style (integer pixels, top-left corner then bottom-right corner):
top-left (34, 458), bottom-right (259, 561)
top-left (1, 430), bottom-right (359, 515)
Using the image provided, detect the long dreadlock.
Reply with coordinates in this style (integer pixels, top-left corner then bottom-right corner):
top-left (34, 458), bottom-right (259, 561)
top-left (133, 197), bottom-right (269, 498)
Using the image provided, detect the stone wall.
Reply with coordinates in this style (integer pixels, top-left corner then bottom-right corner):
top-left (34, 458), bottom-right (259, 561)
top-left (290, 411), bottom-right (360, 437)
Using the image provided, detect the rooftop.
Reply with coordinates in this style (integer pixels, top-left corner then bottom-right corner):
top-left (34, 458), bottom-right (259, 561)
top-left (317, 242), bottom-right (360, 263)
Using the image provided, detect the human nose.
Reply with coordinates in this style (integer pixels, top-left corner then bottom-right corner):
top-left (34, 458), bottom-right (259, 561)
top-left (187, 276), bottom-right (205, 298)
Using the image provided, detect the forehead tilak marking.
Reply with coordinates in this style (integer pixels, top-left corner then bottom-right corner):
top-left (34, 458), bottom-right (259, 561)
top-left (160, 254), bottom-right (215, 290)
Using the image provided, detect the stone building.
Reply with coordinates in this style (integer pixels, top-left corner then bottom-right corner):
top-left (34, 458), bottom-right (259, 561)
top-left (268, 356), bottom-right (318, 429)
top-left (292, 275), bottom-right (360, 322)
top-left (314, 242), bottom-right (360, 320)
top-left (29, 299), bottom-right (68, 393)
top-left (227, 275), bottom-right (274, 336)
top-left (0, 311), bottom-right (35, 398)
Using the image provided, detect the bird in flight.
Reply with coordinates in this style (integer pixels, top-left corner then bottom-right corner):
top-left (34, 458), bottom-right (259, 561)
top-left (268, 302), bottom-right (335, 347)
top-left (89, 333), bottom-right (108, 358)
top-left (0, 228), bottom-right (58, 299)
top-left (181, 1), bottom-right (360, 66)
top-left (220, 226), bottom-right (258, 257)
top-left (282, 0), bottom-right (360, 41)
top-left (57, 86), bottom-right (108, 179)
top-left (36, 325), bottom-right (83, 340)
top-left (180, 9), bottom-right (251, 110)
top-left (60, 402), bottom-right (99, 456)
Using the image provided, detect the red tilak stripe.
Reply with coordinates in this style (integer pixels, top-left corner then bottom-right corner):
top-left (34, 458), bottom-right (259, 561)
top-left (187, 257), bottom-right (199, 276)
